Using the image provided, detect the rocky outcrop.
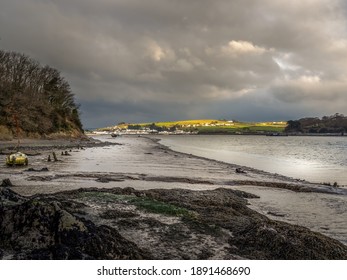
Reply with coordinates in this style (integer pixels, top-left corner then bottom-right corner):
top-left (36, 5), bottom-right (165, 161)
top-left (141, 188), bottom-right (347, 259)
top-left (1, 187), bottom-right (347, 260)
top-left (0, 188), bottom-right (150, 259)
top-left (232, 220), bottom-right (347, 259)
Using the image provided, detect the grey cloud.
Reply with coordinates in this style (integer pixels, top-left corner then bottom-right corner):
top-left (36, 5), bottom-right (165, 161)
top-left (1, 0), bottom-right (347, 127)
top-left (270, 78), bottom-right (347, 109)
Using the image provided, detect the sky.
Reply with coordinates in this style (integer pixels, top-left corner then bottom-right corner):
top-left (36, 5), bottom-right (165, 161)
top-left (1, 0), bottom-right (347, 128)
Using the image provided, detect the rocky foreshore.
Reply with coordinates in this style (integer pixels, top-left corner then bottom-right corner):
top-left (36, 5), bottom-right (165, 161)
top-left (1, 185), bottom-right (347, 260)
top-left (1, 135), bottom-right (347, 259)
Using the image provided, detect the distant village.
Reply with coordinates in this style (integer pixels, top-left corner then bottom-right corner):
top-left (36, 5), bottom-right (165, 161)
top-left (89, 120), bottom-right (289, 136)
top-left (91, 120), bottom-right (238, 135)
top-left (92, 128), bottom-right (196, 135)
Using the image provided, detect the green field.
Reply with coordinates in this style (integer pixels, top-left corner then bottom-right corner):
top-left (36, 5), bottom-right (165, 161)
top-left (109, 119), bottom-right (287, 134)
top-left (196, 125), bottom-right (285, 134)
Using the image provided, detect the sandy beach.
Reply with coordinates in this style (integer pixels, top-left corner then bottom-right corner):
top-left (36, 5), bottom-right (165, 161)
top-left (1, 135), bottom-right (347, 259)
top-left (2, 135), bottom-right (346, 195)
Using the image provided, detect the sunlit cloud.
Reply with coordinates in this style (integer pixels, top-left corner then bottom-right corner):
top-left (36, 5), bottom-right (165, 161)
top-left (223, 40), bottom-right (268, 56)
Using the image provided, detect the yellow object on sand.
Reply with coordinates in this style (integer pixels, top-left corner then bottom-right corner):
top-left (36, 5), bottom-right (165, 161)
top-left (6, 152), bottom-right (28, 166)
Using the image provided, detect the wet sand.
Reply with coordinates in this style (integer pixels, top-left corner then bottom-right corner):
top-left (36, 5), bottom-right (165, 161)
top-left (1, 135), bottom-right (345, 195)
top-left (1, 135), bottom-right (347, 249)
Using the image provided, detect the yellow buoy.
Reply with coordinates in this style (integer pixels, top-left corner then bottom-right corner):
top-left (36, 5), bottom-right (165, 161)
top-left (6, 152), bottom-right (28, 166)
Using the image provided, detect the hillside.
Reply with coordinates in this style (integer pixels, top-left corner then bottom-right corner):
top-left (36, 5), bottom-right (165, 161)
top-left (285, 113), bottom-right (347, 134)
top-left (102, 119), bottom-right (287, 134)
top-left (0, 50), bottom-right (83, 140)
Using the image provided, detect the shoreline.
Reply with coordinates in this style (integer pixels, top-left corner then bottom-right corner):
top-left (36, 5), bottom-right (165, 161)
top-left (148, 136), bottom-right (347, 195)
top-left (1, 135), bottom-right (347, 259)
top-left (0, 137), bottom-right (118, 153)
top-left (4, 135), bottom-right (345, 196)
top-left (153, 134), bottom-right (347, 187)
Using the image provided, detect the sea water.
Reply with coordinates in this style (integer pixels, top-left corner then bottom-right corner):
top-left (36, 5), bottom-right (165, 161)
top-left (159, 135), bottom-right (347, 186)
top-left (158, 135), bottom-right (347, 244)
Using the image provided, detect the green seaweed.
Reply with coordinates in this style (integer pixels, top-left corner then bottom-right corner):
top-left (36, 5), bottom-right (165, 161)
top-left (78, 191), bottom-right (192, 217)
top-left (130, 197), bottom-right (192, 217)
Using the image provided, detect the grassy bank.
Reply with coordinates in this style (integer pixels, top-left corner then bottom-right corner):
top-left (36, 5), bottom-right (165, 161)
top-left (102, 119), bottom-right (287, 134)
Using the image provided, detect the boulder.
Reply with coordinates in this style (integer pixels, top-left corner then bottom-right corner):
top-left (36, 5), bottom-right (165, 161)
top-left (0, 192), bottom-right (151, 260)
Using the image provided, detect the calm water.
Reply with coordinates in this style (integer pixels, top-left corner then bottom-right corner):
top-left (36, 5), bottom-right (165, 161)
top-left (159, 135), bottom-right (347, 185)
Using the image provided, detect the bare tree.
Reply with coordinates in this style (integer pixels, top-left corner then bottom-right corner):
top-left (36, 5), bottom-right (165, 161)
top-left (0, 50), bottom-right (83, 136)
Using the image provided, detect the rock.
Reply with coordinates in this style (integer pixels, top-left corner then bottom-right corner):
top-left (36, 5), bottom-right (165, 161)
top-left (0, 195), bottom-right (151, 260)
top-left (25, 167), bottom-right (49, 172)
top-left (96, 177), bottom-right (110, 183)
top-left (267, 211), bottom-right (286, 217)
top-left (52, 152), bottom-right (58, 162)
top-left (27, 176), bottom-right (54, 182)
top-left (236, 168), bottom-right (246, 174)
top-left (1, 178), bottom-right (13, 187)
top-left (0, 187), bottom-right (24, 202)
top-left (231, 220), bottom-right (347, 259)
top-left (1, 187), bottom-right (346, 260)
top-left (139, 188), bottom-right (347, 259)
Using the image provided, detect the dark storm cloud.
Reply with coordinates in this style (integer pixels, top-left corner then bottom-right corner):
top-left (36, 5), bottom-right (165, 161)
top-left (1, 0), bottom-right (347, 127)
